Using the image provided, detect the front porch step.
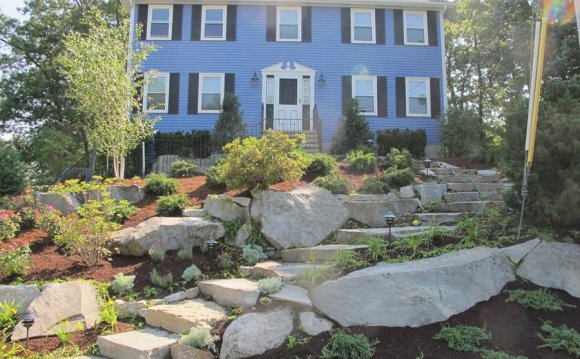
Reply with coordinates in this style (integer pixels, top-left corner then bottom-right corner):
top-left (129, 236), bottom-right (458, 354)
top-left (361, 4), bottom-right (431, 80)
top-left (432, 201), bottom-right (502, 213)
top-left (437, 174), bottom-right (502, 183)
top-left (414, 213), bottom-right (466, 225)
top-left (253, 261), bottom-right (330, 281)
top-left (138, 299), bottom-right (227, 334)
top-left (197, 279), bottom-right (260, 308)
top-left (444, 191), bottom-right (502, 203)
top-left (281, 244), bottom-right (368, 263)
top-left (446, 182), bottom-right (504, 192)
top-left (333, 226), bottom-right (457, 243)
top-left (97, 328), bottom-right (178, 359)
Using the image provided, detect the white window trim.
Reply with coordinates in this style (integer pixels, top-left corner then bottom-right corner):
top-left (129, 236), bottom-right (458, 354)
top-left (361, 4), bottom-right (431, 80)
top-left (351, 8), bottom-right (376, 44)
top-left (276, 6), bottom-right (302, 42)
top-left (201, 5), bottom-right (227, 41)
top-left (147, 5), bottom-right (173, 40)
top-left (143, 72), bottom-right (170, 114)
top-left (198, 73), bottom-right (225, 114)
top-left (403, 10), bottom-right (428, 46)
top-left (352, 75), bottom-right (378, 116)
top-left (405, 77), bottom-right (431, 117)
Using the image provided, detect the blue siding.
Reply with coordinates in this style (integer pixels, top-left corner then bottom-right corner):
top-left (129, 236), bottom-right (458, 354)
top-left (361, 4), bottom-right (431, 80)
top-left (136, 5), bottom-right (444, 145)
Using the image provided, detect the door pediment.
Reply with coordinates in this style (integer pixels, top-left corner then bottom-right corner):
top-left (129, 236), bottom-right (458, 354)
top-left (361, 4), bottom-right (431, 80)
top-left (261, 61), bottom-right (316, 75)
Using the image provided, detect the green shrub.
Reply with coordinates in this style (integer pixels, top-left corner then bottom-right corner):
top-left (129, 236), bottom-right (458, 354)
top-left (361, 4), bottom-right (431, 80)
top-left (0, 142), bottom-right (26, 196)
top-left (385, 148), bottom-right (413, 169)
top-left (216, 130), bottom-right (310, 190)
top-left (434, 325), bottom-right (490, 352)
top-left (101, 299), bottom-right (118, 331)
top-left (479, 349), bottom-right (528, 359)
top-left (259, 297), bottom-right (272, 305)
top-left (182, 264), bottom-right (202, 282)
top-left (328, 250), bottom-right (367, 271)
top-left (179, 327), bottom-right (217, 349)
top-left (111, 200), bottom-right (138, 224)
top-left (0, 246), bottom-right (31, 278)
top-left (321, 329), bottom-right (379, 359)
top-left (242, 244), bottom-right (267, 265)
top-left (148, 247), bottom-right (166, 262)
top-left (307, 153), bottom-right (337, 176)
top-left (538, 322), bottom-right (580, 356)
top-left (145, 174), bottom-right (179, 196)
top-left (170, 160), bottom-right (198, 178)
top-left (0, 300), bottom-right (21, 334)
top-left (150, 268), bottom-right (173, 288)
top-left (156, 194), bottom-right (189, 216)
top-left (205, 158), bottom-right (227, 188)
top-left (358, 236), bottom-right (387, 262)
top-left (380, 167), bottom-right (415, 188)
top-left (0, 210), bottom-right (21, 242)
top-left (438, 107), bottom-right (482, 157)
top-left (34, 208), bottom-right (63, 238)
top-left (506, 288), bottom-right (576, 312)
top-left (154, 130), bottom-right (213, 158)
top-left (330, 99), bottom-right (373, 154)
top-left (346, 150), bottom-right (376, 172)
top-left (177, 248), bottom-right (193, 261)
top-left (246, 219), bottom-right (269, 248)
top-left (258, 277), bottom-right (283, 294)
top-left (223, 219), bottom-right (244, 244)
top-left (313, 173), bottom-right (350, 194)
top-left (218, 252), bottom-right (234, 269)
top-left (358, 178), bottom-right (389, 194)
top-left (110, 273), bottom-right (136, 296)
top-left (214, 93), bottom-right (246, 148)
top-left (376, 128), bottom-right (427, 158)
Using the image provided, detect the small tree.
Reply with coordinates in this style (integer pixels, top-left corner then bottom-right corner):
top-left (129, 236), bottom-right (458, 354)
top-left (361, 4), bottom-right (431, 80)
top-left (437, 107), bottom-right (482, 157)
top-left (0, 142), bottom-right (26, 196)
top-left (214, 94), bottom-right (245, 148)
top-left (58, 12), bottom-right (156, 179)
top-left (331, 99), bottom-right (372, 154)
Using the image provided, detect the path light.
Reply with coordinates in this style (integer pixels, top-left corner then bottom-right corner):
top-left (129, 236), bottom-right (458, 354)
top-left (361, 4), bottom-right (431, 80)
top-left (423, 158), bottom-right (432, 176)
top-left (205, 239), bottom-right (218, 250)
top-left (384, 211), bottom-right (396, 242)
top-left (20, 310), bottom-right (35, 349)
top-left (251, 72), bottom-right (259, 86)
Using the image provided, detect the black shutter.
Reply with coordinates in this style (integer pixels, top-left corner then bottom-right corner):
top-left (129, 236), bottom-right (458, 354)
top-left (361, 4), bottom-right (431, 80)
top-left (168, 73), bottom-right (180, 114)
top-left (430, 78), bottom-right (441, 118)
top-left (341, 8), bottom-right (351, 44)
top-left (133, 72), bottom-right (144, 114)
top-left (266, 6), bottom-right (276, 42)
top-left (225, 73), bottom-right (235, 95)
top-left (377, 76), bottom-right (388, 117)
top-left (394, 10), bottom-right (404, 45)
top-left (376, 9), bottom-right (386, 45)
top-left (172, 5), bottom-right (183, 41)
top-left (302, 7), bottom-right (312, 43)
top-left (427, 11), bottom-right (439, 46)
top-left (226, 5), bottom-right (237, 41)
top-left (137, 5), bottom-right (148, 41)
top-left (188, 73), bottom-right (199, 114)
top-left (191, 5), bottom-right (201, 41)
top-left (396, 77), bottom-right (406, 117)
top-left (342, 76), bottom-right (352, 115)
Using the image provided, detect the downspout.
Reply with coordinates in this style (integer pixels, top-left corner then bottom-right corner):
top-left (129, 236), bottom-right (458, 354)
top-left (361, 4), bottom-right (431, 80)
top-left (440, 5), bottom-right (448, 113)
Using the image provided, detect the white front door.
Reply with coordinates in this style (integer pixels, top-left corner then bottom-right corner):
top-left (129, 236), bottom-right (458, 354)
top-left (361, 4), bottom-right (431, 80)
top-left (274, 77), bottom-right (302, 131)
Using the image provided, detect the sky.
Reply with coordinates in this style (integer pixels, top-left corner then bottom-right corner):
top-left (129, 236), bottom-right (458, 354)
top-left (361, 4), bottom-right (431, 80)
top-left (0, 0), bottom-right (27, 21)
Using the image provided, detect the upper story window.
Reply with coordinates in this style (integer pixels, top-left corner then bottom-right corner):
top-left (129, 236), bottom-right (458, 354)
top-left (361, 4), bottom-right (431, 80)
top-left (404, 10), bottom-right (428, 45)
top-left (199, 73), bottom-right (225, 113)
top-left (406, 77), bottom-right (431, 116)
top-left (277, 6), bottom-right (301, 41)
top-left (147, 5), bottom-right (172, 40)
top-left (351, 9), bottom-right (375, 44)
top-left (144, 73), bottom-right (170, 113)
top-left (352, 76), bottom-right (377, 115)
top-left (202, 5), bottom-right (227, 41)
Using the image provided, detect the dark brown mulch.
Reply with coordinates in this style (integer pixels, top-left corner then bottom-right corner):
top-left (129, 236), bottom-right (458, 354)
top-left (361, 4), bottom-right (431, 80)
top-left (435, 157), bottom-right (495, 170)
top-left (0, 228), bottom-right (47, 251)
top-left (337, 164), bottom-right (379, 192)
top-left (252, 281), bottom-right (580, 359)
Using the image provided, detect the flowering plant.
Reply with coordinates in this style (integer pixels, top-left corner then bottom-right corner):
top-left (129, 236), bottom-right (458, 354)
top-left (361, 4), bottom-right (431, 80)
top-left (0, 209), bottom-right (21, 242)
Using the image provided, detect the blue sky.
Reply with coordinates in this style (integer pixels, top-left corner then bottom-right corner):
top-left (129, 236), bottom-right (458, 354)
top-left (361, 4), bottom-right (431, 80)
top-left (0, 0), bottom-right (27, 21)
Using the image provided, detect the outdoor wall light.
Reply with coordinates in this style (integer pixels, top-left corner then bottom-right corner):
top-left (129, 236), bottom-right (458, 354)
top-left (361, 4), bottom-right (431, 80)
top-left (20, 309), bottom-right (35, 349)
top-left (205, 239), bottom-right (218, 250)
top-left (318, 73), bottom-right (326, 87)
top-left (384, 211), bottom-right (396, 242)
top-left (251, 72), bottom-right (259, 86)
top-left (423, 158), bottom-right (432, 176)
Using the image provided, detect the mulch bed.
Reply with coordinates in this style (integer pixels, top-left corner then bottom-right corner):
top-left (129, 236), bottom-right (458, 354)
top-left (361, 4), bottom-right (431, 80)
top-left (252, 280), bottom-right (580, 359)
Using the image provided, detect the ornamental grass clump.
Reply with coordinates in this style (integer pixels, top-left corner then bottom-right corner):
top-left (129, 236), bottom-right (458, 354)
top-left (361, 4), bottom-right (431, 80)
top-left (148, 247), bottom-right (166, 262)
top-left (258, 277), bottom-right (283, 294)
top-left (150, 269), bottom-right (173, 288)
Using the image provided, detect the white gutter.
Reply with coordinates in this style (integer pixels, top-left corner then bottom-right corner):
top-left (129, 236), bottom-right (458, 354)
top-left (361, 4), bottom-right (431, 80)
top-left (440, 4), bottom-right (448, 113)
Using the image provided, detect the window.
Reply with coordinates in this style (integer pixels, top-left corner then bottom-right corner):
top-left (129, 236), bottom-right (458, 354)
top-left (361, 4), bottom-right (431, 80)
top-left (144, 73), bottom-right (170, 113)
top-left (202, 5), bottom-right (226, 40)
top-left (199, 73), bottom-right (225, 113)
top-left (351, 9), bottom-right (375, 43)
top-left (147, 5), bottom-right (172, 40)
top-left (404, 10), bottom-right (428, 45)
top-left (406, 77), bottom-right (431, 116)
top-left (266, 77), bottom-right (274, 104)
top-left (303, 77), bottom-right (310, 105)
top-left (352, 76), bottom-right (377, 115)
top-left (277, 6), bottom-right (301, 41)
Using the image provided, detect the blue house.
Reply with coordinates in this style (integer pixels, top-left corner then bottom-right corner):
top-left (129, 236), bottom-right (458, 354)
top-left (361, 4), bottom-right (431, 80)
top-left (127, 0), bottom-right (452, 153)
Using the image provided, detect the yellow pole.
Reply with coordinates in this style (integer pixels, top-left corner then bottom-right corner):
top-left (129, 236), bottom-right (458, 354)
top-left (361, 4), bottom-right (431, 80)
top-left (526, 14), bottom-right (549, 168)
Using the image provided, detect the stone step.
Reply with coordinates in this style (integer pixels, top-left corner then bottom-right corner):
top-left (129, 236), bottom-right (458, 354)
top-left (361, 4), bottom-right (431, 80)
top-left (197, 279), bottom-right (259, 308)
top-left (446, 182), bottom-right (504, 192)
top-left (437, 174), bottom-right (502, 183)
top-left (444, 191), bottom-right (502, 203)
top-left (97, 328), bottom-right (178, 359)
top-left (269, 285), bottom-right (313, 307)
top-left (334, 226), bottom-right (457, 243)
top-left (138, 299), bottom-right (226, 334)
top-left (253, 261), bottom-right (330, 281)
top-left (432, 167), bottom-right (477, 175)
top-left (281, 244), bottom-right (368, 263)
top-left (413, 213), bottom-right (466, 225)
top-left (432, 201), bottom-right (502, 213)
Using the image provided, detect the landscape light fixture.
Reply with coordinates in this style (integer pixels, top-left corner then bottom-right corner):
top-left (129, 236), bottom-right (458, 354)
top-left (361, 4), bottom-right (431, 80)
top-left (20, 310), bottom-right (35, 349)
top-left (205, 239), bottom-right (218, 250)
top-left (251, 72), bottom-right (259, 86)
top-left (384, 211), bottom-right (396, 242)
top-left (423, 158), bottom-right (432, 176)
top-left (318, 73), bottom-right (326, 87)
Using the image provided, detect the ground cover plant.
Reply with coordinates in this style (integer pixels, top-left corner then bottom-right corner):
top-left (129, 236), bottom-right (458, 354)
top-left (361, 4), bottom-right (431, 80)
top-left (313, 173), bottom-right (351, 194)
top-left (434, 325), bottom-right (491, 352)
top-left (538, 322), bottom-right (580, 357)
top-left (346, 150), bottom-right (377, 173)
top-left (320, 329), bottom-right (379, 359)
top-left (505, 288), bottom-right (576, 312)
